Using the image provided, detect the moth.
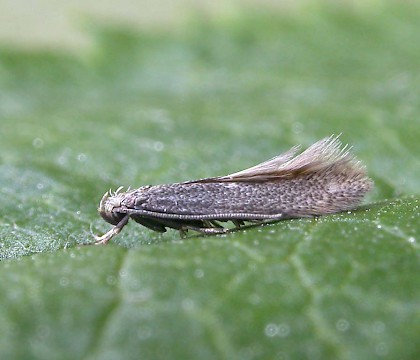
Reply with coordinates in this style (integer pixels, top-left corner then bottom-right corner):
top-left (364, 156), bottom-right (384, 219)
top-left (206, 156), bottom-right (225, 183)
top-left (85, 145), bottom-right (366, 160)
top-left (94, 135), bottom-right (372, 244)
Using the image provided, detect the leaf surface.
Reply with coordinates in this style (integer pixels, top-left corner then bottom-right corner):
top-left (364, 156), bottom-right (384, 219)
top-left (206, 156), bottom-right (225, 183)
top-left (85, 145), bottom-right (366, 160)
top-left (0, 3), bottom-right (419, 359)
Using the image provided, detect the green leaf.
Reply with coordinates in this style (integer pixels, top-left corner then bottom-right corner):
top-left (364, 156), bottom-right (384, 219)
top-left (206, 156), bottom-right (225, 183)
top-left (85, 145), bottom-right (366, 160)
top-left (0, 3), bottom-right (419, 359)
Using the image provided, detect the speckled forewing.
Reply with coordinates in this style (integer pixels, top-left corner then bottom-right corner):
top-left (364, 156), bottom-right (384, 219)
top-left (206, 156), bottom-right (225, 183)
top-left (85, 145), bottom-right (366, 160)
top-left (130, 163), bottom-right (371, 218)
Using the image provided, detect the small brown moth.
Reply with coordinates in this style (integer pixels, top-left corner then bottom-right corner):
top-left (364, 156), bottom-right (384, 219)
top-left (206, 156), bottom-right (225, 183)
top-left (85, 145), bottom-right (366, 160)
top-left (94, 135), bottom-right (372, 244)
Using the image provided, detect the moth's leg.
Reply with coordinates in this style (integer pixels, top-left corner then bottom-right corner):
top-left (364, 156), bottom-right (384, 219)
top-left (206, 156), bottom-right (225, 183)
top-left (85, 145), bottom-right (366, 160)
top-left (203, 219), bottom-right (226, 230)
top-left (208, 220), bottom-right (226, 228)
top-left (93, 214), bottom-right (130, 245)
top-left (131, 216), bottom-right (167, 233)
top-left (232, 219), bottom-right (245, 229)
top-left (179, 228), bottom-right (188, 239)
top-left (180, 225), bottom-right (229, 236)
top-left (135, 218), bottom-right (214, 237)
top-left (202, 220), bottom-right (213, 228)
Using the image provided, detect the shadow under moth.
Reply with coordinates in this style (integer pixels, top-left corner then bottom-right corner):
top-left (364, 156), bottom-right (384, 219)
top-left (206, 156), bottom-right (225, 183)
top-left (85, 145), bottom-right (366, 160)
top-left (94, 135), bottom-right (373, 244)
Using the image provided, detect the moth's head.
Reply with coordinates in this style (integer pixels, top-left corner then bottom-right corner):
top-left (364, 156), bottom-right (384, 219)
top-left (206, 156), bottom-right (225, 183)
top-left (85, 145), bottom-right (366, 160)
top-left (98, 187), bottom-right (127, 225)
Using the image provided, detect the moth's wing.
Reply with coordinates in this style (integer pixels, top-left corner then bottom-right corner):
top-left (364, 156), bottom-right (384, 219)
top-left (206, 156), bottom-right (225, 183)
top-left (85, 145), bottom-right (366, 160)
top-left (192, 135), bottom-right (363, 183)
top-left (269, 134), bottom-right (352, 173)
top-left (218, 145), bottom-right (300, 180)
top-left (184, 145), bottom-right (299, 184)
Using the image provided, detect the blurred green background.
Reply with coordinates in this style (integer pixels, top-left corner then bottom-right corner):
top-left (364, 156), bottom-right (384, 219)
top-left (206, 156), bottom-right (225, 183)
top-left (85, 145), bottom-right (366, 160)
top-left (0, 1), bottom-right (419, 359)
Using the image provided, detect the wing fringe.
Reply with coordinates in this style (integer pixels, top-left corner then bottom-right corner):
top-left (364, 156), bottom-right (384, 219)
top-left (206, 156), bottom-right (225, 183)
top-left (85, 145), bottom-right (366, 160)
top-left (197, 135), bottom-right (368, 182)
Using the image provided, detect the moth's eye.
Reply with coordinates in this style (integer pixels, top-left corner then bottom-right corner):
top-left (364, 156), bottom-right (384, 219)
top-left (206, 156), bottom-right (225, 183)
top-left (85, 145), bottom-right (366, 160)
top-left (98, 191), bottom-right (126, 225)
top-left (99, 210), bottom-right (125, 225)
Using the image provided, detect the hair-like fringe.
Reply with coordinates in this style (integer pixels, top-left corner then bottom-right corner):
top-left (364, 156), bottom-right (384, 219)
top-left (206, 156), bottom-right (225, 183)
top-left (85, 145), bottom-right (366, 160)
top-left (210, 135), bottom-right (368, 182)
